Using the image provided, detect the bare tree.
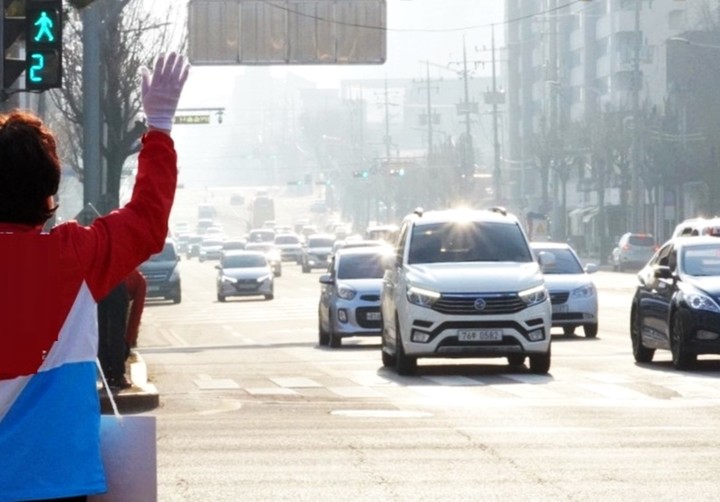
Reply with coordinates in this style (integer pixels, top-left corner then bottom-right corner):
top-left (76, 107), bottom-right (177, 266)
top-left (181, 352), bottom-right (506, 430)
top-left (51, 0), bottom-right (186, 212)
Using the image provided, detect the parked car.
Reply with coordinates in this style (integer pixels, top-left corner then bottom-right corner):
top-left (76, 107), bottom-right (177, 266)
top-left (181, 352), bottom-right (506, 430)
top-left (139, 238), bottom-right (182, 304)
top-left (274, 233), bottom-right (303, 262)
top-left (318, 246), bottom-right (391, 348)
top-left (611, 233), bottom-right (657, 272)
top-left (245, 242), bottom-right (282, 277)
top-left (215, 251), bottom-right (274, 302)
top-left (301, 234), bottom-right (335, 273)
top-left (631, 236), bottom-right (720, 370)
top-left (531, 242), bottom-right (599, 338)
top-left (380, 208), bottom-right (552, 375)
top-left (198, 238), bottom-right (224, 262)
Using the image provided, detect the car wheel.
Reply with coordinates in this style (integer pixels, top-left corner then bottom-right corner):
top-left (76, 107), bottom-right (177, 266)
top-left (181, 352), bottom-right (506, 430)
top-left (583, 324), bottom-right (598, 338)
top-left (318, 310), bottom-right (329, 346)
top-left (563, 326), bottom-right (575, 336)
top-left (671, 309), bottom-right (696, 370)
top-left (265, 293), bottom-right (274, 300)
top-left (302, 264), bottom-right (310, 273)
top-left (328, 313), bottom-right (341, 348)
top-left (395, 315), bottom-right (417, 376)
top-left (172, 292), bottom-right (182, 304)
top-left (529, 346), bottom-right (551, 374)
top-left (217, 293), bottom-right (226, 302)
top-left (381, 325), bottom-right (396, 367)
top-left (630, 305), bottom-right (654, 363)
top-left (507, 354), bottom-right (525, 366)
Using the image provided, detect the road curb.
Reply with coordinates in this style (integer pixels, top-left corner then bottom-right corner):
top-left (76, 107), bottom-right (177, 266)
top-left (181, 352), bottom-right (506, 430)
top-left (99, 350), bottom-right (159, 414)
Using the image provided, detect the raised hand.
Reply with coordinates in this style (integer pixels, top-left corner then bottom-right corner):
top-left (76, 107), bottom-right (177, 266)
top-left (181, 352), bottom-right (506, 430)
top-left (140, 52), bottom-right (190, 132)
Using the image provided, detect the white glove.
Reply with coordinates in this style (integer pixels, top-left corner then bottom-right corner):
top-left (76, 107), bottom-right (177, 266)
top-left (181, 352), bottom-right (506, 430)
top-left (140, 52), bottom-right (190, 131)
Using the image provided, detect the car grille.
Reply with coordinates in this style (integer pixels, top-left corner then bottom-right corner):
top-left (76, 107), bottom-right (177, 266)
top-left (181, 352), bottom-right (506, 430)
top-left (144, 272), bottom-right (168, 284)
top-left (360, 294), bottom-right (380, 302)
top-left (432, 293), bottom-right (526, 315)
top-left (356, 307), bottom-right (382, 328)
top-left (549, 292), bottom-right (569, 304)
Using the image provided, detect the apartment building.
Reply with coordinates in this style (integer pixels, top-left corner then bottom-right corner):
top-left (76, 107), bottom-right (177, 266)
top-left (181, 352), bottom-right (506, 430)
top-left (505, 0), bottom-right (696, 250)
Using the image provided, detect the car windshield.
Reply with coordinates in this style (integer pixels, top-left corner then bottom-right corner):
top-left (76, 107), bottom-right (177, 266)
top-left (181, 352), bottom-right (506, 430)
top-left (533, 248), bottom-right (584, 274)
top-left (337, 254), bottom-right (386, 279)
top-left (222, 254), bottom-right (267, 268)
top-left (275, 236), bottom-right (299, 245)
top-left (308, 238), bottom-right (334, 248)
top-left (148, 243), bottom-right (176, 262)
top-left (408, 222), bottom-right (533, 264)
top-left (682, 245), bottom-right (720, 276)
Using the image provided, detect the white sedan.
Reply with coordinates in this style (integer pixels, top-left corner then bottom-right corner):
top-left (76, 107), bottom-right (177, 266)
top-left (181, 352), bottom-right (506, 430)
top-left (215, 251), bottom-right (274, 302)
top-left (531, 242), bottom-right (599, 338)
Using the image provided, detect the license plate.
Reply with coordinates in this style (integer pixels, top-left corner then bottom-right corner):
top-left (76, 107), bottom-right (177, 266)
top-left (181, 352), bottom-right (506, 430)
top-left (236, 284), bottom-right (257, 290)
top-left (147, 285), bottom-right (160, 292)
top-left (552, 304), bottom-right (569, 313)
top-left (457, 329), bottom-right (503, 342)
top-left (366, 311), bottom-right (381, 321)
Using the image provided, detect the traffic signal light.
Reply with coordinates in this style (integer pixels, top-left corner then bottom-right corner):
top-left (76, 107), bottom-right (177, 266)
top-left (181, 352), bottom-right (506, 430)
top-left (25, 0), bottom-right (62, 90)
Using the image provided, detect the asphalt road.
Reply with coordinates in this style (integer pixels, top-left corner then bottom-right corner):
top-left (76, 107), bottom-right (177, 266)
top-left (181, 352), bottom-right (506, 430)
top-left (136, 250), bottom-right (720, 502)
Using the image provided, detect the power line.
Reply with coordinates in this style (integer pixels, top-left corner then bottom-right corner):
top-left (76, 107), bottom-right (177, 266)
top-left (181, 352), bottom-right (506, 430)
top-left (257, 0), bottom-right (585, 34)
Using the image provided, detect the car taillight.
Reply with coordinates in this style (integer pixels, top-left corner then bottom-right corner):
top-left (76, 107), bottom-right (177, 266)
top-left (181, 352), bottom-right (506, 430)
top-left (622, 244), bottom-right (631, 251)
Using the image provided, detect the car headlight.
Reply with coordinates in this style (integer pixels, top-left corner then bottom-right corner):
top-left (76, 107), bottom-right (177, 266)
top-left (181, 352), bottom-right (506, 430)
top-left (684, 291), bottom-right (720, 313)
top-left (221, 275), bottom-right (237, 284)
top-left (407, 285), bottom-right (441, 308)
top-left (337, 284), bottom-right (356, 300)
top-left (570, 283), bottom-right (596, 299)
top-left (257, 274), bottom-right (273, 283)
top-left (519, 284), bottom-right (548, 306)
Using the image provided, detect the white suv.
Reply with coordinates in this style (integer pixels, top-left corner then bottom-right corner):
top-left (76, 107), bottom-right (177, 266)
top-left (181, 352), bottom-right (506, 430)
top-left (380, 208), bottom-right (552, 375)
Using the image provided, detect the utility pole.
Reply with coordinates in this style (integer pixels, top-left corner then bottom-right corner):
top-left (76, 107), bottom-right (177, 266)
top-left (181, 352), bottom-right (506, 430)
top-left (629, 0), bottom-right (643, 232)
top-left (417, 61), bottom-right (440, 164)
top-left (383, 77), bottom-right (392, 160)
top-left (460, 36), bottom-right (474, 190)
top-left (82, 3), bottom-right (102, 210)
top-left (491, 24), bottom-right (501, 205)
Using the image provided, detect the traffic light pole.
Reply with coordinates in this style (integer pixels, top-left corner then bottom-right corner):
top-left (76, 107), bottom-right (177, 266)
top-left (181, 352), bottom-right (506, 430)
top-left (82, 3), bottom-right (102, 208)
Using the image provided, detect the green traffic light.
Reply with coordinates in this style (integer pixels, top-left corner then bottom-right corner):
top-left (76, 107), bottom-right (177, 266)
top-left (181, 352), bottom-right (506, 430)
top-left (33, 11), bottom-right (56, 42)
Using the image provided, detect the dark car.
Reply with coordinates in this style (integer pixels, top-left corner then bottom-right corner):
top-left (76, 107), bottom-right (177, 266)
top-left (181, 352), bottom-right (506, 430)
top-left (631, 236), bottom-right (720, 370)
top-left (139, 239), bottom-right (182, 304)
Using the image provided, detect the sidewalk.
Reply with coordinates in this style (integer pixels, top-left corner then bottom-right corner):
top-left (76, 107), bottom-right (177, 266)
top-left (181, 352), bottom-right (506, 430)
top-left (99, 350), bottom-right (159, 414)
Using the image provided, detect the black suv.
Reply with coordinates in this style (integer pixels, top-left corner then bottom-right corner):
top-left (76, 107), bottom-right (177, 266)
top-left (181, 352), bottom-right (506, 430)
top-left (139, 239), bottom-right (182, 304)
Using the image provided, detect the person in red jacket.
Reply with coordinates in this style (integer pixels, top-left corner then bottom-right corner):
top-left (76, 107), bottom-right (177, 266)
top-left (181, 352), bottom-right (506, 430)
top-left (0, 53), bottom-right (189, 502)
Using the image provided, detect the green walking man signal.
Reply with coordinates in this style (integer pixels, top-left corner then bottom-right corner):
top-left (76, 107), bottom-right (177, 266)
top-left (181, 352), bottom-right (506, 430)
top-left (25, 0), bottom-right (63, 90)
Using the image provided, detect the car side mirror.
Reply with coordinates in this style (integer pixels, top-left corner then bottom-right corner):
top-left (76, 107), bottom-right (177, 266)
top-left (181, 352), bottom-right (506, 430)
top-left (654, 265), bottom-right (673, 279)
top-left (538, 251), bottom-right (556, 268)
top-left (584, 263), bottom-right (598, 274)
top-left (319, 274), bottom-right (333, 285)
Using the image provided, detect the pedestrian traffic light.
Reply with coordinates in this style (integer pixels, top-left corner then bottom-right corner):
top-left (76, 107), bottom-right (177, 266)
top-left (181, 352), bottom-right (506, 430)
top-left (24, 0), bottom-right (62, 90)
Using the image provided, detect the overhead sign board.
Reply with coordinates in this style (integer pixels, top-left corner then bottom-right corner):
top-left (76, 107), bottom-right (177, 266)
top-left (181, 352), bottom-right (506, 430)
top-left (188, 0), bottom-right (386, 65)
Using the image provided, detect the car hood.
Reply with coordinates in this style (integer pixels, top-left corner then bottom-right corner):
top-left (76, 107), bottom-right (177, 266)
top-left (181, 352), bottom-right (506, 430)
top-left (541, 273), bottom-right (593, 292)
top-left (686, 276), bottom-right (720, 296)
top-left (336, 278), bottom-right (383, 294)
top-left (222, 266), bottom-right (272, 279)
top-left (405, 262), bottom-right (543, 293)
top-left (307, 247), bottom-right (333, 254)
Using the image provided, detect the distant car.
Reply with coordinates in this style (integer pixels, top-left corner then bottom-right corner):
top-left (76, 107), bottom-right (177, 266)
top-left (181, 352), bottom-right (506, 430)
top-left (672, 217), bottom-right (720, 238)
top-left (248, 228), bottom-right (276, 243)
top-left (222, 239), bottom-right (247, 252)
top-left (364, 224), bottom-right (399, 244)
top-left (332, 238), bottom-right (388, 254)
top-left (229, 192), bottom-right (245, 205)
top-left (531, 242), bottom-right (599, 338)
top-left (631, 236), bottom-right (720, 370)
top-left (274, 233), bottom-right (303, 262)
top-left (245, 242), bottom-right (282, 277)
top-left (611, 233), bottom-right (657, 272)
top-left (318, 247), bottom-right (390, 347)
top-left (301, 234), bottom-right (335, 273)
top-left (215, 251), bottom-right (274, 302)
top-left (186, 235), bottom-right (203, 259)
top-left (139, 239), bottom-right (181, 304)
top-left (196, 218), bottom-right (214, 235)
top-left (198, 238), bottom-right (224, 262)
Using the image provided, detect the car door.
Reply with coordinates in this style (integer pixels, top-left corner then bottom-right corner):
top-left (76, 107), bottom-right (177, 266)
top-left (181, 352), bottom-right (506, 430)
top-left (637, 243), bottom-right (674, 348)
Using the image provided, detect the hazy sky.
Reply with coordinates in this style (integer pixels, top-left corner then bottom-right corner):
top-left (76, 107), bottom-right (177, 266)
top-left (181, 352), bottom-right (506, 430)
top-left (150, 0), bottom-right (506, 108)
